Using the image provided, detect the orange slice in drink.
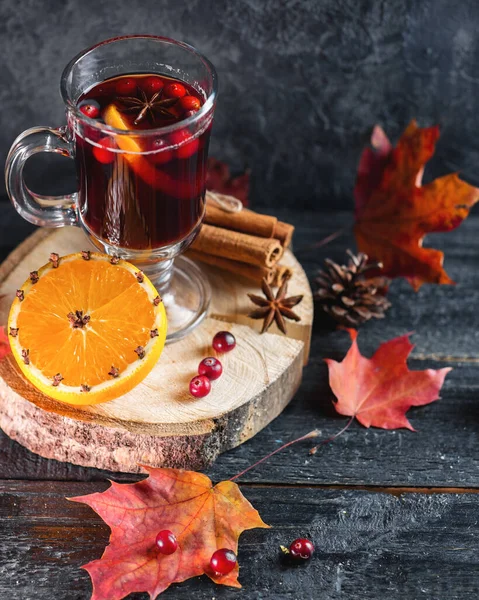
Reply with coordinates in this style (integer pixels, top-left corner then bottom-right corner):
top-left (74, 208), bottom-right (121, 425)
top-left (8, 252), bottom-right (167, 405)
top-left (103, 103), bottom-right (200, 199)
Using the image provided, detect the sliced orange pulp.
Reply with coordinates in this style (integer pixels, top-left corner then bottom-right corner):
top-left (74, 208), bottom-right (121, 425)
top-left (8, 252), bottom-right (167, 405)
top-left (102, 103), bottom-right (201, 200)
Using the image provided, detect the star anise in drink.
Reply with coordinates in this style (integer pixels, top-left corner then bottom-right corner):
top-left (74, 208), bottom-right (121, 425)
top-left (118, 88), bottom-right (178, 125)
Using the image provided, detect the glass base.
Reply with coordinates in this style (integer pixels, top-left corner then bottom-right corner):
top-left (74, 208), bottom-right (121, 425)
top-left (144, 256), bottom-right (211, 343)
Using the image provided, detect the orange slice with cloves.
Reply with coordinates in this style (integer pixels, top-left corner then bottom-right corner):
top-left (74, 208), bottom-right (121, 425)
top-left (8, 251), bottom-right (167, 405)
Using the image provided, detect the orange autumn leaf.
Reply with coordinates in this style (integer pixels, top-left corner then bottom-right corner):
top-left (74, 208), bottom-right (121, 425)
top-left (0, 326), bottom-right (10, 361)
top-left (70, 466), bottom-right (269, 600)
top-left (326, 329), bottom-right (451, 430)
top-left (354, 120), bottom-right (479, 290)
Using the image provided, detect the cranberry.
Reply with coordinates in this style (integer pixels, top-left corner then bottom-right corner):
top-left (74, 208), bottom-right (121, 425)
top-left (93, 137), bottom-right (116, 164)
top-left (142, 76), bottom-right (164, 95)
top-left (212, 331), bottom-right (236, 353)
top-left (189, 374), bottom-right (211, 398)
top-left (93, 84), bottom-right (108, 96)
top-left (150, 138), bottom-right (174, 164)
top-left (210, 548), bottom-right (237, 576)
top-left (164, 82), bottom-right (187, 98)
top-left (170, 129), bottom-right (199, 159)
top-left (78, 100), bottom-right (100, 119)
top-left (179, 96), bottom-right (201, 112)
top-left (155, 530), bottom-right (178, 555)
top-left (84, 121), bottom-right (106, 143)
top-left (116, 77), bottom-right (137, 96)
top-left (289, 538), bottom-right (314, 560)
top-left (198, 357), bottom-right (223, 381)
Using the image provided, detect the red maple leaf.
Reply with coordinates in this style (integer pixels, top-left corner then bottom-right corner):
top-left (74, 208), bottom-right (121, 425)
top-left (326, 329), bottom-right (451, 430)
top-left (0, 326), bottom-right (11, 361)
top-left (354, 120), bottom-right (479, 290)
top-left (71, 466), bottom-right (269, 600)
top-left (206, 158), bottom-right (250, 206)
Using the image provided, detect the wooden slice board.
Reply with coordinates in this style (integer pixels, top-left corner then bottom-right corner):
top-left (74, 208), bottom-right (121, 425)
top-left (0, 227), bottom-right (313, 473)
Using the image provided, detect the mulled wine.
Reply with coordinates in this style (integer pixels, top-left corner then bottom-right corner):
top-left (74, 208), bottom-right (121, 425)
top-left (75, 73), bottom-right (209, 250)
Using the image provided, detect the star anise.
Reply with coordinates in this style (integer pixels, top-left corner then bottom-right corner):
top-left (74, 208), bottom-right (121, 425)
top-left (248, 278), bottom-right (303, 334)
top-left (118, 88), bottom-right (178, 125)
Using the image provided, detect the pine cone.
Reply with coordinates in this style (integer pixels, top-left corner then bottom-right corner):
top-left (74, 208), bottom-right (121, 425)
top-left (314, 250), bottom-right (391, 326)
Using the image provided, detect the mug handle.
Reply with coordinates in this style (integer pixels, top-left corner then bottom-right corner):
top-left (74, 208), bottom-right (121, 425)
top-left (5, 125), bottom-right (78, 228)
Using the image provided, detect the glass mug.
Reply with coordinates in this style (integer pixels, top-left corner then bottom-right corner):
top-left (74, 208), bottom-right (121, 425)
top-left (5, 35), bottom-right (217, 342)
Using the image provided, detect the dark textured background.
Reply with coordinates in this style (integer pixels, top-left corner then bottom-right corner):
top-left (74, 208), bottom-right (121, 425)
top-left (1, 0), bottom-right (479, 209)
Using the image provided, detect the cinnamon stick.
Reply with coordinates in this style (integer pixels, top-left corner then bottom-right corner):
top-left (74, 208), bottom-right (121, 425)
top-left (274, 221), bottom-right (295, 248)
top-left (188, 250), bottom-right (274, 284)
top-left (204, 202), bottom-right (278, 239)
top-left (271, 265), bottom-right (293, 286)
top-left (205, 193), bottom-right (295, 249)
top-left (187, 250), bottom-right (292, 286)
top-left (191, 224), bottom-right (283, 268)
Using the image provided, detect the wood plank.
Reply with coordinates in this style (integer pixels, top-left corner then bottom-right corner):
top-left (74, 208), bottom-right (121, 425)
top-left (4, 203), bottom-right (479, 360)
top-left (1, 481), bottom-right (479, 599)
top-left (1, 357), bottom-right (479, 488)
top-left (290, 208), bottom-right (479, 361)
top-left (2, 205), bottom-right (479, 487)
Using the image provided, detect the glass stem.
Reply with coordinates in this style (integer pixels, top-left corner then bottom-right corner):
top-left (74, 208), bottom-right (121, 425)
top-left (139, 258), bottom-right (174, 298)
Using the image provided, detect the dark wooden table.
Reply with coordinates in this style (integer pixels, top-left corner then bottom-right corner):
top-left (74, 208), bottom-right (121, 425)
top-left (2, 202), bottom-right (479, 600)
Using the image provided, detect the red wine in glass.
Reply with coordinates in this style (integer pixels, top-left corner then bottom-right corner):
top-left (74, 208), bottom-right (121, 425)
top-left (76, 73), bottom-right (210, 250)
